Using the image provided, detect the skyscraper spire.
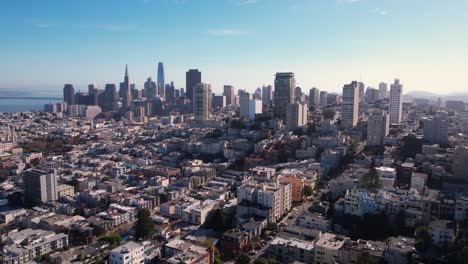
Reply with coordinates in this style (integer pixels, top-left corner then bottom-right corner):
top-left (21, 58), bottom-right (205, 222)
top-left (125, 64), bottom-right (128, 78)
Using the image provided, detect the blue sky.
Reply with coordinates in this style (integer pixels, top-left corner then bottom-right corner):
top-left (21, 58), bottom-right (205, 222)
top-left (1, 0), bottom-right (468, 95)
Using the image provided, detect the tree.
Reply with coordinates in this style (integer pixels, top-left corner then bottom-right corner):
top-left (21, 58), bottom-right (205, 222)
top-left (360, 168), bottom-right (381, 189)
top-left (357, 252), bottom-right (379, 264)
top-left (235, 254), bottom-right (251, 264)
top-left (414, 225), bottom-right (432, 252)
top-left (100, 234), bottom-right (121, 245)
top-left (322, 109), bottom-right (336, 120)
top-left (201, 240), bottom-right (222, 263)
top-left (304, 185), bottom-right (313, 197)
top-left (266, 222), bottom-right (278, 232)
top-left (134, 209), bottom-right (154, 240)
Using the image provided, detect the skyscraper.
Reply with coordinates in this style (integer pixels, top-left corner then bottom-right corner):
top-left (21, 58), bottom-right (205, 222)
top-left (63, 84), bottom-right (75, 105)
top-left (319, 91), bottom-right (328, 106)
top-left (342, 81), bottom-right (359, 128)
top-left (119, 65), bottom-right (132, 112)
top-left (367, 110), bottom-right (389, 146)
top-left (262, 85), bottom-right (273, 106)
top-left (144, 77), bottom-right (157, 99)
top-left (239, 91), bottom-right (252, 118)
top-left (223, 85), bottom-right (235, 106)
top-left (389, 79), bottom-right (403, 125)
top-left (23, 169), bottom-right (57, 205)
top-left (103, 84), bottom-right (117, 111)
top-left (379, 82), bottom-right (388, 99)
top-left (165, 81), bottom-right (176, 102)
top-left (358, 82), bottom-right (365, 103)
top-left (157, 62), bottom-right (165, 98)
top-left (193, 83), bottom-right (212, 122)
top-left (286, 102), bottom-right (308, 130)
top-left (273, 72), bottom-right (296, 119)
top-left (186, 69), bottom-right (202, 100)
top-left (309, 87), bottom-right (320, 106)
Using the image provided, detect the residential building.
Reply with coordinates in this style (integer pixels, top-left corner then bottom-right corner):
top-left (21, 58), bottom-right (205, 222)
top-left (239, 91), bottom-right (252, 118)
top-left (453, 145), bottom-right (468, 179)
top-left (389, 79), bottom-right (403, 125)
top-left (309, 87), bottom-right (320, 106)
top-left (314, 233), bottom-right (349, 264)
top-left (248, 99), bottom-right (262, 120)
top-left (23, 169), bottom-right (58, 205)
top-left (109, 241), bottom-right (144, 264)
top-left (430, 220), bottom-right (455, 248)
top-left (223, 85), bottom-right (235, 106)
top-left (379, 82), bottom-right (388, 99)
top-left (286, 102), bottom-right (308, 130)
top-left (193, 83), bottom-right (212, 122)
top-left (342, 81), bottom-right (359, 128)
top-left (278, 174), bottom-right (306, 202)
top-left (367, 111), bottom-right (389, 146)
top-left (262, 85), bottom-right (273, 105)
top-left (268, 237), bottom-right (315, 264)
top-left (423, 115), bottom-right (449, 145)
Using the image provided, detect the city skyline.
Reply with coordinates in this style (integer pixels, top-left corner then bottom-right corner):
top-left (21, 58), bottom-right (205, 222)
top-left (1, 0), bottom-right (468, 94)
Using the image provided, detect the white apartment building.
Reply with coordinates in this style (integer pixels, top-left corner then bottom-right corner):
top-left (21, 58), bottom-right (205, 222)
top-left (389, 79), bottom-right (403, 125)
top-left (286, 102), bottom-right (308, 130)
top-left (268, 237), bottom-right (315, 264)
top-left (315, 233), bottom-right (350, 264)
top-left (109, 241), bottom-right (144, 264)
top-left (297, 212), bottom-right (332, 232)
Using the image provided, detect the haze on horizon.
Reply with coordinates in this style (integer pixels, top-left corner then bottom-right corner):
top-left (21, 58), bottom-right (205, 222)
top-left (1, 0), bottom-right (468, 95)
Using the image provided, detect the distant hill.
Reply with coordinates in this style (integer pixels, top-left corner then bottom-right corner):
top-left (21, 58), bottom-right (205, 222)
top-left (404, 91), bottom-right (468, 103)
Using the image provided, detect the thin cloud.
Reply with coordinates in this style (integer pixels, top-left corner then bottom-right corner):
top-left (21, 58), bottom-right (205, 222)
top-left (206, 29), bottom-right (248, 36)
top-left (338, 0), bottom-right (360, 4)
top-left (231, 0), bottom-right (258, 6)
top-left (372, 8), bottom-right (388, 16)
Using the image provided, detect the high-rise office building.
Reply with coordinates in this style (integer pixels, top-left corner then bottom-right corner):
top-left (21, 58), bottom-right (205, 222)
top-left (23, 169), bottom-right (57, 205)
top-left (165, 81), bottom-right (176, 102)
top-left (286, 102), bottom-right (308, 130)
top-left (453, 145), bottom-right (468, 179)
top-left (239, 91), bottom-right (252, 118)
top-left (365, 87), bottom-right (380, 103)
top-left (379, 82), bottom-right (388, 99)
top-left (157, 62), bottom-right (165, 97)
top-left (213, 95), bottom-right (226, 109)
top-left (262, 85), bottom-right (273, 106)
top-left (389, 79), bottom-right (403, 125)
top-left (367, 111), bottom-right (389, 146)
top-left (223, 85), bottom-right (235, 106)
top-left (119, 65), bottom-right (132, 112)
top-left (144, 77), bottom-right (157, 99)
top-left (273, 72), bottom-right (296, 119)
top-left (423, 115), bottom-right (449, 145)
top-left (193, 83), bottom-right (211, 122)
top-left (186, 69), bottom-right (201, 100)
top-left (63, 84), bottom-right (75, 105)
top-left (309, 87), bottom-right (320, 106)
top-left (254, 87), bottom-right (262, 100)
top-left (319, 91), bottom-right (328, 106)
top-left (358, 82), bottom-right (365, 103)
top-left (248, 99), bottom-right (262, 120)
top-left (342, 81), bottom-right (359, 128)
top-left (103, 84), bottom-right (117, 111)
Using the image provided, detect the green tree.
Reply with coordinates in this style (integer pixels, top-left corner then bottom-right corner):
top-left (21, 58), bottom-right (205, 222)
top-left (360, 168), bottom-right (381, 189)
top-left (235, 254), bottom-right (251, 264)
top-left (414, 225), bottom-right (432, 252)
top-left (100, 234), bottom-right (121, 245)
top-left (322, 109), bottom-right (336, 120)
top-left (304, 185), bottom-right (313, 197)
top-left (357, 252), bottom-right (379, 264)
top-left (134, 209), bottom-right (155, 240)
